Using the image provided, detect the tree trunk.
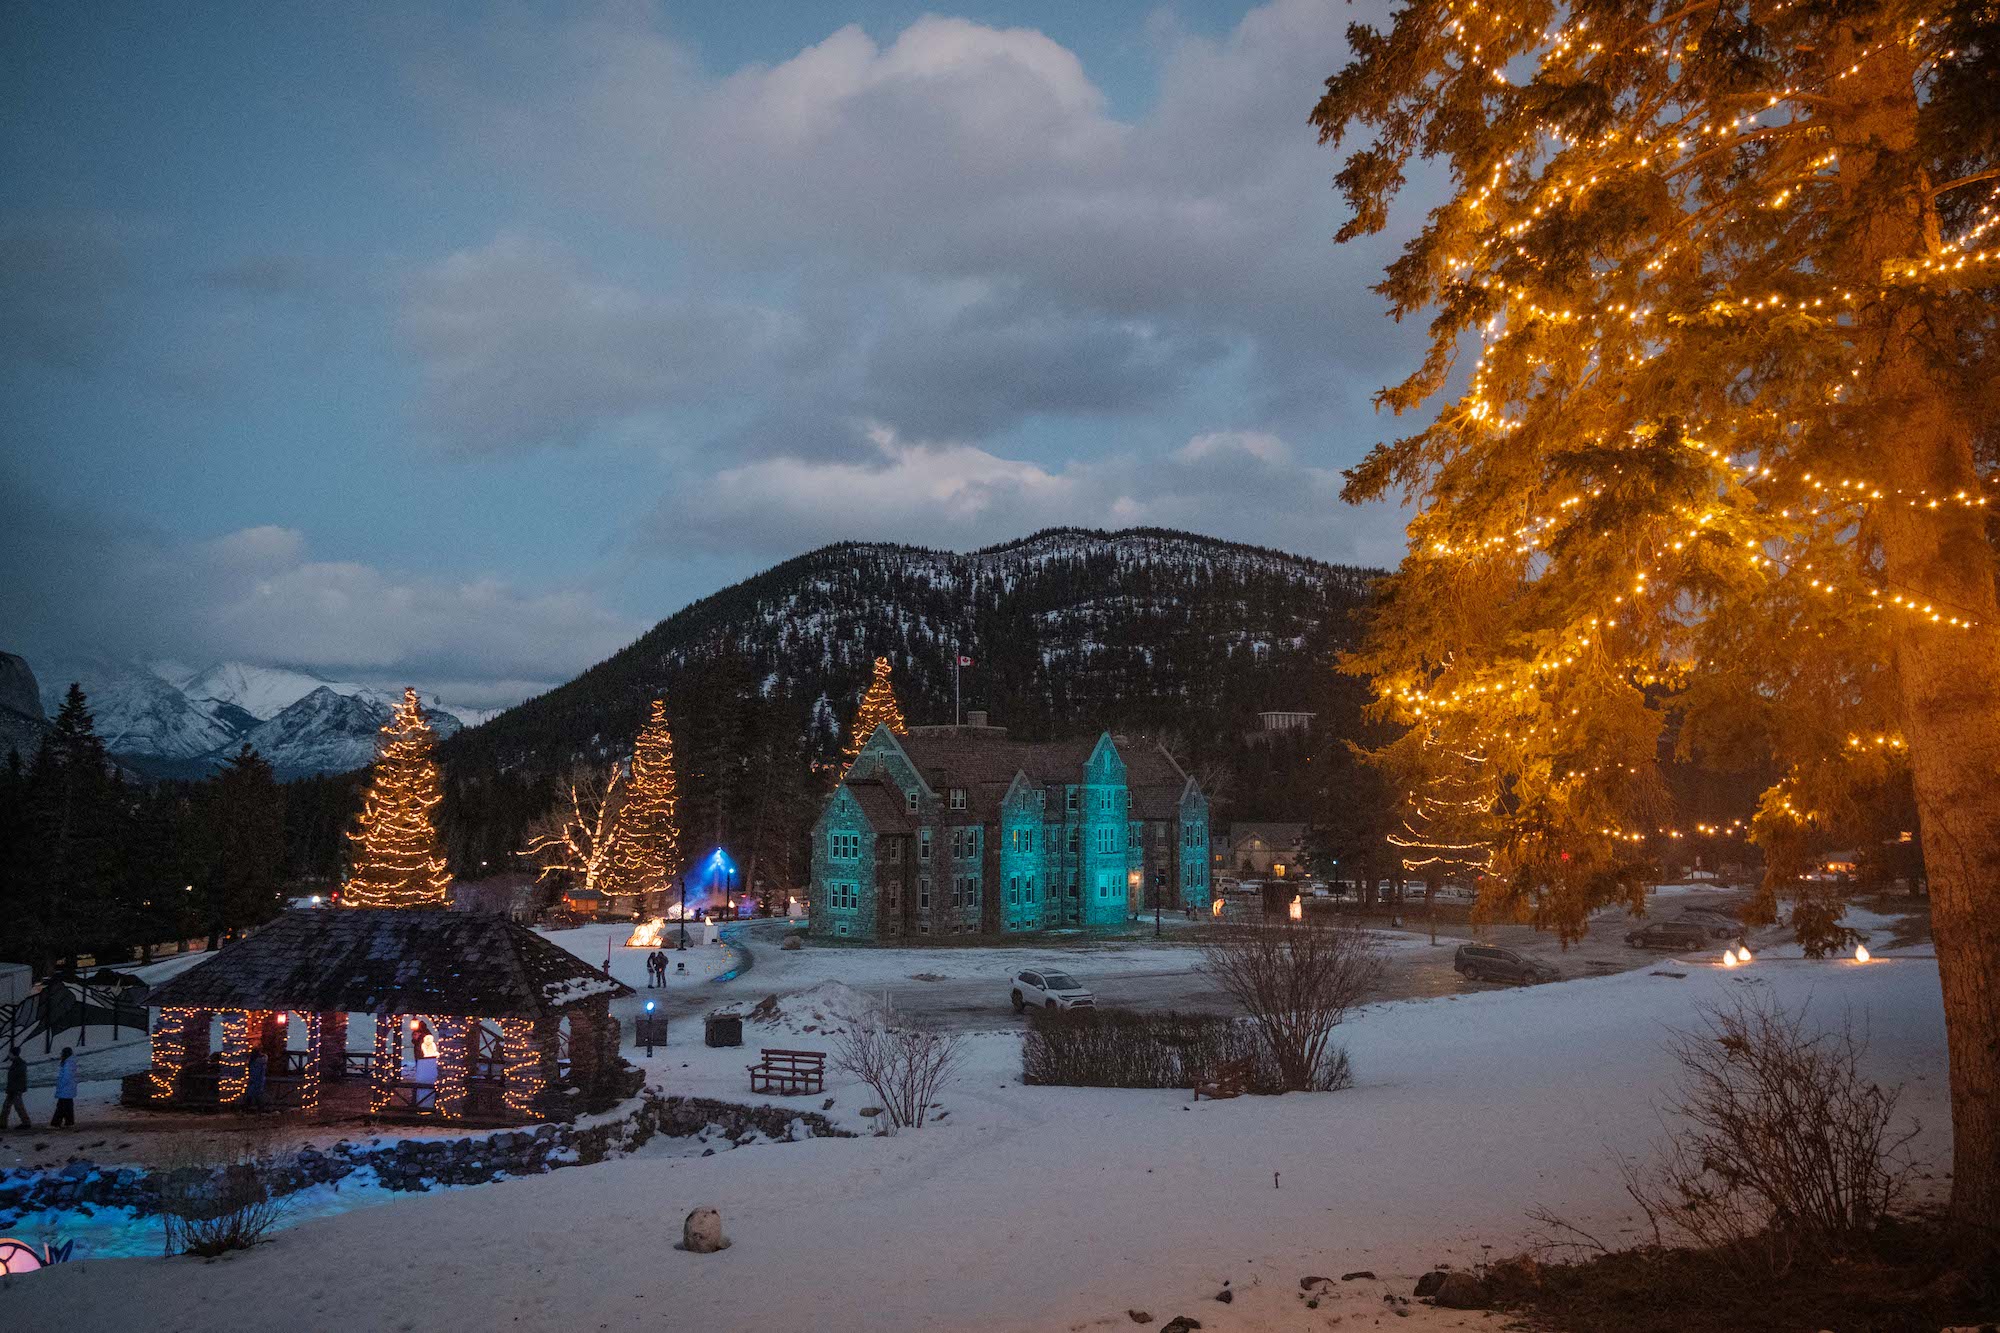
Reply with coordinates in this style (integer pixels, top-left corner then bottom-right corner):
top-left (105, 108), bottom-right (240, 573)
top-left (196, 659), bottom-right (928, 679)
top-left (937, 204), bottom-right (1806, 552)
top-left (1840, 41), bottom-right (2000, 1237)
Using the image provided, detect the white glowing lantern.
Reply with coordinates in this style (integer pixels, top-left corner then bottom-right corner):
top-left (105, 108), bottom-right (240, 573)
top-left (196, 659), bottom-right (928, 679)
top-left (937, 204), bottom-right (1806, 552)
top-left (1211, 897), bottom-right (1225, 919)
top-left (1721, 948), bottom-right (1739, 967)
top-left (1288, 895), bottom-right (1303, 921)
top-left (1855, 943), bottom-right (1872, 963)
top-left (1736, 946), bottom-right (1752, 964)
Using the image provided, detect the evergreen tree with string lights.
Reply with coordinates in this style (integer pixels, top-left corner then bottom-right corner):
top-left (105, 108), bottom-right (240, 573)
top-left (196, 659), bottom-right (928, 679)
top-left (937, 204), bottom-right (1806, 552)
top-left (1314, 0), bottom-right (2000, 1231)
top-left (600, 698), bottom-right (682, 915)
top-left (841, 656), bottom-right (909, 772)
top-left (343, 689), bottom-right (452, 909)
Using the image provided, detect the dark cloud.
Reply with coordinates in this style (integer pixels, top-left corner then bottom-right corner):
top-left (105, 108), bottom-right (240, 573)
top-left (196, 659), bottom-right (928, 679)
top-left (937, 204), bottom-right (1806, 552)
top-left (0, 213), bottom-right (132, 371)
top-left (0, 474), bottom-right (639, 703)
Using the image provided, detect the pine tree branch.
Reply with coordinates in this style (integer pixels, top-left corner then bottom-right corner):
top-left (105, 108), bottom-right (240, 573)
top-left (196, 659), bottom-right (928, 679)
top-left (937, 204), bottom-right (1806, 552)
top-left (1929, 168), bottom-right (2000, 200)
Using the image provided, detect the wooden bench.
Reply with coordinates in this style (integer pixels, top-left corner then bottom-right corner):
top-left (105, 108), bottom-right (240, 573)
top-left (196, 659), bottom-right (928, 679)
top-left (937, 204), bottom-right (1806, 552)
top-left (748, 1048), bottom-right (826, 1096)
top-left (1192, 1057), bottom-right (1252, 1102)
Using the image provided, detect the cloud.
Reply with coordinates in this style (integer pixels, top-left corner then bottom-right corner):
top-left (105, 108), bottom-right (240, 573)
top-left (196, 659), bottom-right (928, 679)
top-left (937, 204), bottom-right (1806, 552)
top-left (414, 1), bottom-right (1427, 454)
top-left (399, 233), bottom-right (805, 453)
top-left (0, 479), bottom-right (639, 705)
top-left (0, 213), bottom-right (132, 371)
top-left (652, 422), bottom-right (1407, 568)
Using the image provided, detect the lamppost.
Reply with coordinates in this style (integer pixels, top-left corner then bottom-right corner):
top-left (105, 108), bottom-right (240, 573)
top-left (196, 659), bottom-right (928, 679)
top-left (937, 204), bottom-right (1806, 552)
top-left (677, 873), bottom-right (689, 950)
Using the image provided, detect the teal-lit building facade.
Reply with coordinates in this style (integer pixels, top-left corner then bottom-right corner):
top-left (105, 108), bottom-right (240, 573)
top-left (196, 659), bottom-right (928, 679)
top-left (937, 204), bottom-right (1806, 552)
top-left (810, 716), bottom-right (1211, 940)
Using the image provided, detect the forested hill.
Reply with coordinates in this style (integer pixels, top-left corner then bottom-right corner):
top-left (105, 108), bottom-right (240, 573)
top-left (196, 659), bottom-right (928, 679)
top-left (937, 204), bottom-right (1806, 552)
top-left (443, 528), bottom-right (1383, 777)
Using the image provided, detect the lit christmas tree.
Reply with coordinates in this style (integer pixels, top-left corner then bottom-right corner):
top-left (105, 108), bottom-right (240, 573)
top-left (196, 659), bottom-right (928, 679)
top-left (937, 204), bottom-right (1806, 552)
top-left (601, 698), bottom-right (682, 913)
top-left (841, 656), bottom-right (909, 772)
top-left (343, 688), bottom-right (452, 909)
top-left (1314, 2), bottom-right (2000, 1230)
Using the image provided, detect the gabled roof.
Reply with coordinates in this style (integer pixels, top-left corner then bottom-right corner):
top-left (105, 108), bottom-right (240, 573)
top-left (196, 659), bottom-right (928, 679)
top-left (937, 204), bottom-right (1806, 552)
top-left (145, 909), bottom-right (632, 1020)
top-left (1121, 740), bottom-right (1196, 820)
top-left (1229, 821), bottom-right (1308, 847)
top-left (846, 777), bottom-right (916, 833)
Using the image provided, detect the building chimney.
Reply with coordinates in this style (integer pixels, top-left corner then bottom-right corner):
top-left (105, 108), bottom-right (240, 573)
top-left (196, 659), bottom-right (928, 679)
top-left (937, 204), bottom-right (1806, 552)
top-left (966, 710), bottom-right (989, 728)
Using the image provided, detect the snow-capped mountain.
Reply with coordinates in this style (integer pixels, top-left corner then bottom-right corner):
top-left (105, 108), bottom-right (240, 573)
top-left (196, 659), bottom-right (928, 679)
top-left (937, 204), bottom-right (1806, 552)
top-left (18, 656), bottom-right (489, 776)
top-left (236, 685), bottom-right (463, 779)
top-left (34, 656), bottom-right (241, 760)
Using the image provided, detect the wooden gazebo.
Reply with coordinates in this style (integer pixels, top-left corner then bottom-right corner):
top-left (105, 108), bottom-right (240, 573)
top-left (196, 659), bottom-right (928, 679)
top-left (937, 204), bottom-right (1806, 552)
top-left (125, 909), bottom-right (633, 1124)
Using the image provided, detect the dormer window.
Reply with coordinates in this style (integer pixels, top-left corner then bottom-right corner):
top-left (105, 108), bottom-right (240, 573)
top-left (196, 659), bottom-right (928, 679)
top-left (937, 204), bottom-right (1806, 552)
top-left (1066, 788), bottom-right (1078, 811)
top-left (950, 787), bottom-right (967, 811)
top-left (905, 789), bottom-right (918, 813)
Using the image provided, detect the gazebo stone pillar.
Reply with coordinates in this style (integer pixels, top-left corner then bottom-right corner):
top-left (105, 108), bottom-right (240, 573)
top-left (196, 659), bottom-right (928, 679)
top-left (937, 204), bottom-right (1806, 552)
top-left (315, 1011), bottom-right (350, 1080)
top-left (432, 1017), bottom-right (471, 1119)
top-left (370, 1013), bottom-right (402, 1113)
top-left (257, 1011), bottom-right (288, 1065)
top-left (566, 996), bottom-right (613, 1092)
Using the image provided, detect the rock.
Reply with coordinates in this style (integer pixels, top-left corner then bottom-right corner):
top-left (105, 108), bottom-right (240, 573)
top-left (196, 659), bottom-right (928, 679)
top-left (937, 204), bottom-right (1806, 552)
top-left (681, 1205), bottom-right (729, 1253)
top-left (860, 1107), bottom-right (884, 1118)
top-left (1413, 1271), bottom-right (1446, 1299)
top-left (1160, 1319), bottom-right (1202, 1333)
top-left (1340, 1270), bottom-right (1375, 1281)
top-left (1126, 1312), bottom-right (1150, 1324)
top-left (1301, 1276), bottom-right (1334, 1291)
top-left (1213, 1289), bottom-right (1232, 1304)
top-left (781, 935), bottom-right (803, 951)
top-left (1427, 1271), bottom-right (1488, 1310)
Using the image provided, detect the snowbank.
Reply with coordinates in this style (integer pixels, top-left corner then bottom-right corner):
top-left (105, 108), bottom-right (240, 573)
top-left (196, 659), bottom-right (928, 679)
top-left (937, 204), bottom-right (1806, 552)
top-left (6, 954), bottom-right (1948, 1333)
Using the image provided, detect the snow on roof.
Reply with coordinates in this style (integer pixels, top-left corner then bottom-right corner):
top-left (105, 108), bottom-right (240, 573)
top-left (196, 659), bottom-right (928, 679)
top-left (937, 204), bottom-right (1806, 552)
top-left (145, 908), bottom-right (632, 1019)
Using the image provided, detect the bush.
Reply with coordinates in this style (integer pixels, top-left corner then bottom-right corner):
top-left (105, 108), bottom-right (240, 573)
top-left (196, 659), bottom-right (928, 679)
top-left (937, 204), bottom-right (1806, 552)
top-left (1199, 920), bottom-right (1381, 1091)
top-left (1614, 996), bottom-right (1919, 1277)
top-left (1022, 1008), bottom-right (1310, 1093)
top-left (156, 1150), bottom-right (293, 1258)
top-left (831, 1022), bottom-right (965, 1131)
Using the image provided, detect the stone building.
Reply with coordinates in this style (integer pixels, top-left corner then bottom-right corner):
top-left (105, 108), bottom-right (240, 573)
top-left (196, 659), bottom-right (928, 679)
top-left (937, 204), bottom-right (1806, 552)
top-left (810, 713), bottom-right (1210, 940)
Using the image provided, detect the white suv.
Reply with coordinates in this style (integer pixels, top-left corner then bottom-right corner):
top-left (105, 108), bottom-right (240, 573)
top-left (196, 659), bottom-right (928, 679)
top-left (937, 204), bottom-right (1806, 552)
top-left (1010, 967), bottom-right (1095, 1012)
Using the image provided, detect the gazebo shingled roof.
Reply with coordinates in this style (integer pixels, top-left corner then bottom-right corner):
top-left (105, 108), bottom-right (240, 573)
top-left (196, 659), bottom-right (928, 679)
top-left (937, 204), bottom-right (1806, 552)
top-left (145, 909), bottom-right (631, 1020)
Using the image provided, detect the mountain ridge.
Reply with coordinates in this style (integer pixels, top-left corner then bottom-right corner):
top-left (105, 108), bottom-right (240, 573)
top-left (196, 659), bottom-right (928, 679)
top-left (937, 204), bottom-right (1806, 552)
top-left (446, 526), bottom-right (1382, 776)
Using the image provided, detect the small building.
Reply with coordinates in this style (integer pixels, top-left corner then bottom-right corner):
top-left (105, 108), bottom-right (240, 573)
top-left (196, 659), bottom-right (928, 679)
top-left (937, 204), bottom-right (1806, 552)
top-left (1221, 822), bottom-right (1308, 879)
top-left (127, 908), bottom-right (633, 1124)
top-left (811, 716), bottom-right (1211, 940)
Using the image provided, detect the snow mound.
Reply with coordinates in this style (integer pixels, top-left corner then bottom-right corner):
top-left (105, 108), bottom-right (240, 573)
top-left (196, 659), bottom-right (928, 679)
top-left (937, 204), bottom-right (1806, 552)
top-left (743, 983), bottom-right (888, 1036)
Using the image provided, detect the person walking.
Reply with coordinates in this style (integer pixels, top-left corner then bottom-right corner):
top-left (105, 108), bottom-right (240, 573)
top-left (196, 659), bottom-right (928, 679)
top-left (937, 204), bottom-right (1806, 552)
top-left (247, 1048), bottom-right (268, 1112)
top-left (2, 1047), bottom-right (29, 1130)
top-left (49, 1047), bottom-right (78, 1128)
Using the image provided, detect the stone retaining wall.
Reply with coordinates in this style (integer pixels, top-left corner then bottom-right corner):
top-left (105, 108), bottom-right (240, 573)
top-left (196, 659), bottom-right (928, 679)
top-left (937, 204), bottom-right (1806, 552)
top-left (0, 1092), bottom-right (851, 1225)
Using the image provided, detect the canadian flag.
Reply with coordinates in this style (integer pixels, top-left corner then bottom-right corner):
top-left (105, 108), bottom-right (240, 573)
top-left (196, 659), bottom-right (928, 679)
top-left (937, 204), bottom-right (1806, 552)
top-left (957, 655), bottom-right (974, 667)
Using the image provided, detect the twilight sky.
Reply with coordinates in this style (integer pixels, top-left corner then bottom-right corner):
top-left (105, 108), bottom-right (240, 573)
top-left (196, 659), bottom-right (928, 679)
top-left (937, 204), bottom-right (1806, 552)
top-left (1, 0), bottom-right (1429, 708)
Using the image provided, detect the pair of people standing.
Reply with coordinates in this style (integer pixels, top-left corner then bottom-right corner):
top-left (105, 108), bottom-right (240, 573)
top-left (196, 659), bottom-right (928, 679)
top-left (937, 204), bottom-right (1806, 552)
top-left (2, 1046), bottom-right (79, 1130)
top-left (644, 950), bottom-right (670, 987)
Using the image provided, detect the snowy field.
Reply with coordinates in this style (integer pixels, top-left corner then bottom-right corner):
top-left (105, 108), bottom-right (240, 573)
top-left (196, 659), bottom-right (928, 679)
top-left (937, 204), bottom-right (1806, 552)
top-left (2, 941), bottom-right (1949, 1333)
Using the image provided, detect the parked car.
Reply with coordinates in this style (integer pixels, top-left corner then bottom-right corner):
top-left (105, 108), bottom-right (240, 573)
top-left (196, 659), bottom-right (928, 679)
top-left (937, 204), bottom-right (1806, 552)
top-left (1010, 968), bottom-right (1095, 1012)
top-left (1625, 920), bottom-right (1719, 951)
top-left (1673, 909), bottom-right (1741, 940)
top-left (1452, 944), bottom-right (1559, 985)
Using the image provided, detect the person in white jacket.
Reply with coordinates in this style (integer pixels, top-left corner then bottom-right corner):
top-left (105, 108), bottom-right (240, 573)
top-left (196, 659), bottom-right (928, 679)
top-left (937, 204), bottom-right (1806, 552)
top-left (50, 1047), bottom-right (78, 1128)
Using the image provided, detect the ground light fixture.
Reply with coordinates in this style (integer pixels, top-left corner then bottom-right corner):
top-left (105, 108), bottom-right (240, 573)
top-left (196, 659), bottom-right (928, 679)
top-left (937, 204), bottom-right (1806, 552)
top-left (1855, 943), bottom-right (1872, 963)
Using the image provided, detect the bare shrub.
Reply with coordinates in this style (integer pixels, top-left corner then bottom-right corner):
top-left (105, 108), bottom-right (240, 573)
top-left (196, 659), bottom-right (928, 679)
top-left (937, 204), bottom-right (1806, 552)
top-left (831, 1022), bottom-right (965, 1131)
top-left (1621, 996), bottom-right (1919, 1276)
top-left (1199, 920), bottom-right (1382, 1091)
top-left (156, 1147), bottom-right (293, 1258)
top-left (1022, 1008), bottom-right (1278, 1090)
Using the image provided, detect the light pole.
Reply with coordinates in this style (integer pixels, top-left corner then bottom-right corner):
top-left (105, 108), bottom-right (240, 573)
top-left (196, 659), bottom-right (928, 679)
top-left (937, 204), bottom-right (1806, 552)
top-left (677, 873), bottom-right (689, 950)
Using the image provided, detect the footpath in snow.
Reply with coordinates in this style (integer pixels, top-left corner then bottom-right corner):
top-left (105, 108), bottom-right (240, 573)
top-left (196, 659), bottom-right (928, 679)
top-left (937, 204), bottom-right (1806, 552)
top-left (0, 946), bottom-right (1949, 1333)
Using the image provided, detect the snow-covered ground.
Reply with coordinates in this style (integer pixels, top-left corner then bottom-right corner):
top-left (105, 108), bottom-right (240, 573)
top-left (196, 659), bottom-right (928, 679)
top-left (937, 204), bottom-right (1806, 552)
top-left (2, 945), bottom-right (1949, 1333)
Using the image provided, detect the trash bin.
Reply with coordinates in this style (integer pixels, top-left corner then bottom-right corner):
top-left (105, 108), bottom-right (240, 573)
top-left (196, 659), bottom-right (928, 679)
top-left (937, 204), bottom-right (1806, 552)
top-left (704, 1012), bottom-right (743, 1048)
top-left (634, 1016), bottom-right (669, 1049)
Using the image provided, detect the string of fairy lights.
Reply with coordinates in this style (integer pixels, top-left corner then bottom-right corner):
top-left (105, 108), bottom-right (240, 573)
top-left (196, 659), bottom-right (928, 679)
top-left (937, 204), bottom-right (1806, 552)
top-left (1364, 4), bottom-right (1992, 866)
top-left (500, 1019), bottom-right (547, 1117)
